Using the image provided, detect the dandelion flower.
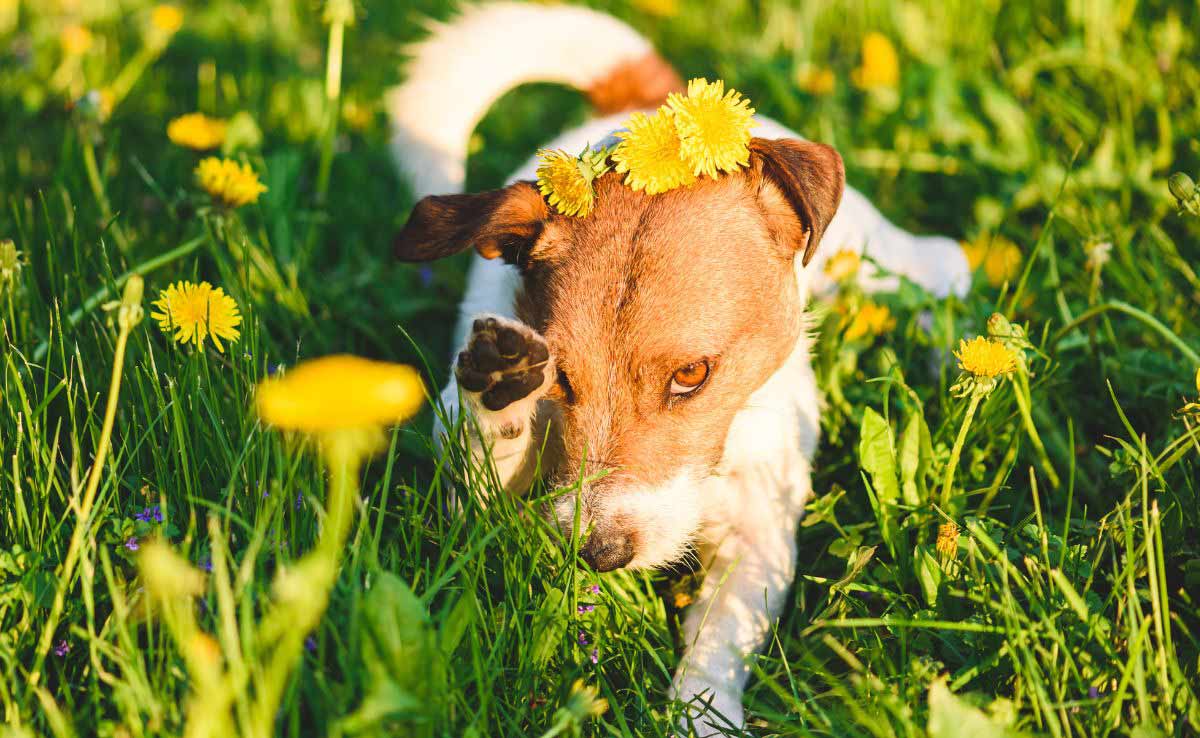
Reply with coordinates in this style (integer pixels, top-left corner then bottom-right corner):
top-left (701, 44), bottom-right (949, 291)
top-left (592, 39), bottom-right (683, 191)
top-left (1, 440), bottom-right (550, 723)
top-left (256, 355), bottom-right (425, 433)
top-left (667, 78), bottom-right (756, 179)
top-left (824, 249), bottom-right (861, 282)
top-left (536, 149), bottom-right (597, 217)
top-left (61, 25), bottom-right (93, 56)
top-left (796, 65), bottom-right (836, 95)
top-left (844, 301), bottom-right (895, 341)
top-left (612, 108), bottom-right (696, 195)
top-left (962, 233), bottom-right (1021, 287)
top-left (150, 5), bottom-right (184, 35)
top-left (150, 280), bottom-right (243, 352)
top-left (955, 336), bottom-right (1018, 378)
top-left (935, 521), bottom-right (959, 559)
top-left (168, 113), bottom-right (227, 150)
top-left (195, 157), bottom-right (267, 208)
top-left (852, 32), bottom-right (900, 89)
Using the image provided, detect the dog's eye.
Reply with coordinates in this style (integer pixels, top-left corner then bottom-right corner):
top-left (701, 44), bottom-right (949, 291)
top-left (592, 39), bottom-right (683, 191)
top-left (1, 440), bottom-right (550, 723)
top-left (669, 360), bottom-right (710, 396)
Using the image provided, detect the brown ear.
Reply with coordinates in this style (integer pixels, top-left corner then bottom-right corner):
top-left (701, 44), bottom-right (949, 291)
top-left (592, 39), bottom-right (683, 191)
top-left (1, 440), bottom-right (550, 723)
top-left (749, 138), bottom-right (845, 266)
top-left (394, 181), bottom-right (550, 265)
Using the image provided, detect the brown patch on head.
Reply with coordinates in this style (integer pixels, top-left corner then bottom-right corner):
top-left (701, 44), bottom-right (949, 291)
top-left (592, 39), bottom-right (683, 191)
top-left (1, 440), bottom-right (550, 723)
top-left (513, 138), bottom-right (844, 498)
top-left (585, 52), bottom-right (684, 115)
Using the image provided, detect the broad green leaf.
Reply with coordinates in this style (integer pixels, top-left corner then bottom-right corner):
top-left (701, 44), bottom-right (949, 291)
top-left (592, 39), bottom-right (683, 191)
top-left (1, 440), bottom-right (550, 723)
top-left (859, 407), bottom-right (900, 505)
top-left (928, 678), bottom-right (1031, 738)
top-left (915, 544), bottom-right (942, 608)
top-left (899, 413), bottom-right (925, 506)
top-left (531, 586), bottom-right (566, 667)
top-left (438, 587), bottom-right (478, 655)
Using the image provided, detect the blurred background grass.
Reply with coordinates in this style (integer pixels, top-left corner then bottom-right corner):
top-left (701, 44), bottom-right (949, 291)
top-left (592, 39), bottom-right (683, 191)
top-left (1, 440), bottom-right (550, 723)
top-left (2, 0), bottom-right (1199, 736)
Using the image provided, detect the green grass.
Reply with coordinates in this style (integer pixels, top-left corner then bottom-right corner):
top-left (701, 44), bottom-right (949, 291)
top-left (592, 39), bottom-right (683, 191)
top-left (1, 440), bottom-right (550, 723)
top-left (3, 0), bottom-right (1200, 736)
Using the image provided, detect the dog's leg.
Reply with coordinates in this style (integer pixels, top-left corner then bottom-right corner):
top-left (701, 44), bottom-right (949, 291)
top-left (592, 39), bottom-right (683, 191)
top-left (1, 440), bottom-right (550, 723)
top-left (671, 467), bottom-right (808, 736)
top-left (436, 314), bottom-right (555, 496)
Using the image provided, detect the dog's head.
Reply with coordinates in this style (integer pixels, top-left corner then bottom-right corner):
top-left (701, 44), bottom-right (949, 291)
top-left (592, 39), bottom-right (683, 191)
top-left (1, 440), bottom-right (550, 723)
top-left (396, 137), bottom-right (844, 571)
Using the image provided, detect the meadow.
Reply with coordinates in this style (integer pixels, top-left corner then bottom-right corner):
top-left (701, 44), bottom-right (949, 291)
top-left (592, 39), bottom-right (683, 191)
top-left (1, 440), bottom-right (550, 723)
top-left (2, 0), bottom-right (1200, 736)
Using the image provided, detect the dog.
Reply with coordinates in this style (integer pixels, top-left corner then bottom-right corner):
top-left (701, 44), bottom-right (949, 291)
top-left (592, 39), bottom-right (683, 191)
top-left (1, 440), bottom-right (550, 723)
top-left (388, 3), bottom-right (969, 733)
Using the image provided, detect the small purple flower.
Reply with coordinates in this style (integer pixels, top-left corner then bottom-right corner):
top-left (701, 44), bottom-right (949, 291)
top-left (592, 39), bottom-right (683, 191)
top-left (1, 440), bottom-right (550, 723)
top-left (295, 492), bottom-right (303, 510)
top-left (268, 363), bottom-right (285, 377)
top-left (136, 504), bottom-right (164, 523)
top-left (588, 584), bottom-right (600, 595)
top-left (418, 265), bottom-right (435, 288)
top-left (200, 556), bottom-right (213, 573)
top-left (590, 648), bottom-right (598, 664)
top-left (305, 635), bottom-right (317, 653)
top-left (53, 640), bottom-right (71, 657)
top-left (262, 489), bottom-right (270, 498)
top-left (124, 537), bottom-right (139, 551)
top-left (577, 630), bottom-right (588, 646)
top-left (1088, 686), bottom-right (1099, 699)
top-left (577, 604), bottom-right (594, 615)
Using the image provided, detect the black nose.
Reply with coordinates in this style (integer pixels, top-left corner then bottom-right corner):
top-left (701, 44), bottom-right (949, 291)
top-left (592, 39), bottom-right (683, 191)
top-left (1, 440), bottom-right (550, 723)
top-left (579, 533), bottom-right (634, 572)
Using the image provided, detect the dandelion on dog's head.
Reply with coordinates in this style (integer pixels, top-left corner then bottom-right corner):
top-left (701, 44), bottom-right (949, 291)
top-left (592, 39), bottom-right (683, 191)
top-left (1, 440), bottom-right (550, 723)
top-left (150, 280), bottom-right (243, 352)
top-left (168, 113), bottom-right (226, 150)
top-left (536, 148), bottom-right (603, 217)
top-left (667, 78), bottom-right (756, 179)
top-left (613, 107), bottom-right (696, 195)
top-left (195, 157), bottom-right (267, 208)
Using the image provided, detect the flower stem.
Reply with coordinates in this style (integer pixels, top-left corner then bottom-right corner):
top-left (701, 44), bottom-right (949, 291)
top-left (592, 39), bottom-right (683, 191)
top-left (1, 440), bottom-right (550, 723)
top-left (26, 280), bottom-right (142, 693)
top-left (245, 431), bottom-right (363, 738)
top-left (940, 393), bottom-right (981, 511)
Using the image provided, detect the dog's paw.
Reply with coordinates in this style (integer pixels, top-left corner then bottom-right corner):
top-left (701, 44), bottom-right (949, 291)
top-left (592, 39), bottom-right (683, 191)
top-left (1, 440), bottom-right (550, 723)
top-left (455, 315), bottom-right (552, 412)
top-left (672, 679), bottom-right (745, 737)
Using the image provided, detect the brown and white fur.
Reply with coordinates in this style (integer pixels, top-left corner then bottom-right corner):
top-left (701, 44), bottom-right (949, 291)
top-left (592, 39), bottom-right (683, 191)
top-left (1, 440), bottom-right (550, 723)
top-left (389, 3), bottom-right (969, 734)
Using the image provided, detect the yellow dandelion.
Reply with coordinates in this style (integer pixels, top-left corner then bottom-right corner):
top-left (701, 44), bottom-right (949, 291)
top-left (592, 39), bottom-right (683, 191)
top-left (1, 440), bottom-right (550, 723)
top-left (150, 280), bottom-right (243, 352)
top-left (256, 355), bottom-right (425, 433)
top-left (824, 249), bottom-right (861, 282)
top-left (168, 113), bottom-right (227, 150)
top-left (632, 0), bottom-right (678, 18)
top-left (667, 78), bottom-right (756, 179)
top-left (536, 149), bottom-right (596, 217)
top-left (612, 107), bottom-right (697, 195)
top-left (935, 521), bottom-right (959, 559)
top-left (796, 65), bottom-right (836, 95)
top-left (962, 234), bottom-right (1022, 287)
top-left (844, 301), bottom-right (895, 341)
top-left (852, 32), bottom-right (900, 90)
top-left (150, 4), bottom-right (184, 35)
top-left (61, 25), bottom-right (93, 56)
top-left (195, 157), bottom-right (267, 208)
top-left (955, 336), bottom-right (1018, 378)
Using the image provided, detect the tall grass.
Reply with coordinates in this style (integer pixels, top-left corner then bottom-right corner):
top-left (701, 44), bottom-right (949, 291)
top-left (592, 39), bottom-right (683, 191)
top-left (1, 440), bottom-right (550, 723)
top-left (2, 0), bottom-right (1199, 736)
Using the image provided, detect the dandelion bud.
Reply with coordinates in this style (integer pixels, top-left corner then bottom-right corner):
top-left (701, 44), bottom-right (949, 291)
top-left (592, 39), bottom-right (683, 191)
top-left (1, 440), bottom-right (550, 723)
top-left (118, 275), bottom-right (145, 330)
top-left (1167, 172), bottom-right (1195, 203)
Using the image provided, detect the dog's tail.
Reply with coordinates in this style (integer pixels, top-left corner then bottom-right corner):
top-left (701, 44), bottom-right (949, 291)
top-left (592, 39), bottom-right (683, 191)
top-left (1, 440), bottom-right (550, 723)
top-left (387, 2), bottom-right (682, 198)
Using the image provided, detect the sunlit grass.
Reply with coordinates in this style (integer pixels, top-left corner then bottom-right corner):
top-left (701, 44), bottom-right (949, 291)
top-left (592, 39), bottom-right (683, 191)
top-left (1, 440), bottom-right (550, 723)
top-left (2, 1), bottom-right (1199, 736)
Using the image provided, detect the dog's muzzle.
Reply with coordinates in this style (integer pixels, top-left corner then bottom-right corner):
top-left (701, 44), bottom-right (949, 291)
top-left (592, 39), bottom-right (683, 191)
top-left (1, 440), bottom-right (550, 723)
top-left (579, 531), bottom-right (634, 572)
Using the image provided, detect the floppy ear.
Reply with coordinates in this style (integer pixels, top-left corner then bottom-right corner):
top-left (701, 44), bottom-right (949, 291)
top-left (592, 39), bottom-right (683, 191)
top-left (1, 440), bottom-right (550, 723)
top-left (394, 181), bottom-right (550, 265)
top-left (748, 138), bottom-right (845, 266)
